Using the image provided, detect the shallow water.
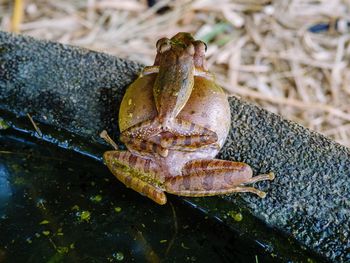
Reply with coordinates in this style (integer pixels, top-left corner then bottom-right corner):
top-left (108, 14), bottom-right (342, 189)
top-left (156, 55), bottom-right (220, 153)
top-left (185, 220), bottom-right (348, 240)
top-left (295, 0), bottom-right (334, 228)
top-left (0, 133), bottom-right (276, 263)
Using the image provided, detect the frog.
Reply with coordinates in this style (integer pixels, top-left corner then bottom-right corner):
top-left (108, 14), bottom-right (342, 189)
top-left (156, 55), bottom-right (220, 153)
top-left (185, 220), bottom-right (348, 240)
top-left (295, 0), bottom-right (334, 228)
top-left (101, 32), bottom-right (274, 205)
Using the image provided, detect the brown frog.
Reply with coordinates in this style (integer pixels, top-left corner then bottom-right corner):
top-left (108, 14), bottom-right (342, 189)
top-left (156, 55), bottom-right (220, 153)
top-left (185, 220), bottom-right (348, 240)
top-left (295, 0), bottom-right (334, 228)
top-left (101, 32), bottom-right (274, 205)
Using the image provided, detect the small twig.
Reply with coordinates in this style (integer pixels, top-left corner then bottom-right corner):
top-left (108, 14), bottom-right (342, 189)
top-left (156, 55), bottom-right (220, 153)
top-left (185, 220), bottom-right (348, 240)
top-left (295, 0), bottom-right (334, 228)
top-left (11, 0), bottom-right (23, 33)
top-left (100, 130), bottom-right (119, 150)
top-left (132, 226), bottom-right (161, 263)
top-left (0, 151), bottom-right (14, 154)
top-left (48, 237), bottom-right (58, 250)
top-left (27, 113), bottom-right (43, 137)
top-left (165, 201), bottom-right (178, 256)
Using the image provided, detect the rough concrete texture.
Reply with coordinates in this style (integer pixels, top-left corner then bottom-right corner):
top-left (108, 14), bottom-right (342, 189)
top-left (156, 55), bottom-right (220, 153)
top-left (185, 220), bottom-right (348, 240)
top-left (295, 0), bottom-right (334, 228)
top-left (0, 31), bottom-right (349, 262)
top-left (0, 31), bottom-right (143, 141)
top-left (221, 99), bottom-right (350, 262)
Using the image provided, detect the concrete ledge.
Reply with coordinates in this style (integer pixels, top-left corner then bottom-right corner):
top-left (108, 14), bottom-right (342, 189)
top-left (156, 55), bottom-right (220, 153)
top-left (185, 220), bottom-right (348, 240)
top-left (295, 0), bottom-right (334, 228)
top-left (1, 31), bottom-right (349, 262)
top-left (222, 97), bottom-right (350, 261)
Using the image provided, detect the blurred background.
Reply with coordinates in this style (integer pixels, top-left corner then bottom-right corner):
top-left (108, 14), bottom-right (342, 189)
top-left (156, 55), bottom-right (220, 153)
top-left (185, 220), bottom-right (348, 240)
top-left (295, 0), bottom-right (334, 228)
top-left (1, 0), bottom-right (349, 147)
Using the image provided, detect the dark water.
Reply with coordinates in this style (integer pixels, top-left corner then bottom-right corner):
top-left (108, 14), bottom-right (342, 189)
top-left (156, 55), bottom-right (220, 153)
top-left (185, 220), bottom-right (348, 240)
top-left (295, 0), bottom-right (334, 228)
top-left (0, 133), bottom-right (276, 263)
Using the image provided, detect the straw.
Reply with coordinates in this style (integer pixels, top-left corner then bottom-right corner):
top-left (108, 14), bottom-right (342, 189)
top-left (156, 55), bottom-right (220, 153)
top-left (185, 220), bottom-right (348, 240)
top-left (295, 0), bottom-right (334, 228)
top-left (1, 0), bottom-right (349, 147)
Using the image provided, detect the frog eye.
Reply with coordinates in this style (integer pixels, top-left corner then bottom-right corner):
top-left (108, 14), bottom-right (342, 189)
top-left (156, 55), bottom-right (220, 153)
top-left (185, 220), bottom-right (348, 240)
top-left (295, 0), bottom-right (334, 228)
top-left (186, 44), bottom-right (195, 55)
top-left (156, 38), bottom-right (171, 53)
top-left (194, 40), bottom-right (207, 53)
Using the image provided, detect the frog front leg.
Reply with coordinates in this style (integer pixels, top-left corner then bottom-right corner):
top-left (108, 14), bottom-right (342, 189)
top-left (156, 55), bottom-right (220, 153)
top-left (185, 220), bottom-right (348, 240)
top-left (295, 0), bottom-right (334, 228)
top-left (121, 117), bottom-right (218, 153)
top-left (159, 118), bottom-right (219, 149)
top-left (164, 159), bottom-right (275, 198)
top-left (103, 151), bottom-right (167, 205)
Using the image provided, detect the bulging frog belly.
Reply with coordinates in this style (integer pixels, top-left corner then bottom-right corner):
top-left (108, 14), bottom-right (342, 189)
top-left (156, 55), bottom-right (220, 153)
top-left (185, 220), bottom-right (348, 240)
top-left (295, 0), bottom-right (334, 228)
top-left (159, 146), bottom-right (220, 177)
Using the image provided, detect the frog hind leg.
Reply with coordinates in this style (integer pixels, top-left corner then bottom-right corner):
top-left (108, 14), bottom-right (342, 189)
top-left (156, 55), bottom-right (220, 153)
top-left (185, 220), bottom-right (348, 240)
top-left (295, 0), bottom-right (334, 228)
top-left (121, 134), bottom-right (169, 158)
top-left (103, 151), bottom-right (167, 205)
top-left (120, 118), bottom-right (172, 157)
top-left (160, 119), bottom-right (218, 149)
top-left (164, 159), bottom-right (275, 198)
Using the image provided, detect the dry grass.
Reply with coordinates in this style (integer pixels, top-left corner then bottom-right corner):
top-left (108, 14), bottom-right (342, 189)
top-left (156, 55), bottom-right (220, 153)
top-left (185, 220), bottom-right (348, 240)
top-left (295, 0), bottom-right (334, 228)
top-left (1, 0), bottom-right (350, 147)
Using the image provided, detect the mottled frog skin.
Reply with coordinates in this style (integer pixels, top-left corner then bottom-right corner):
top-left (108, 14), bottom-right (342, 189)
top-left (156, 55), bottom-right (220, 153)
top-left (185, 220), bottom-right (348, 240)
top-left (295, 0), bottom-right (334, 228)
top-left (102, 32), bottom-right (274, 204)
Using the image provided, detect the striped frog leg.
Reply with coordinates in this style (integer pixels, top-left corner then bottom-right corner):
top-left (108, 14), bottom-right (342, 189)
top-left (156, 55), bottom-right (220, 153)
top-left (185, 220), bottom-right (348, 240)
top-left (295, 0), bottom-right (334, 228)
top-left (159, 118), bottom-right (218, 149)
top-left (121, 118), bottom-right (218, 156)
top-left (120, 133), bottom-right (168, 158)
top-left (103, 151), bottom-right (167, 205)
top-left (121, 119), bottom-right (170, 157)
top-left (121, 119), bottom-right (162, 140)
top-left (164, 159), bottom-right (275, 198)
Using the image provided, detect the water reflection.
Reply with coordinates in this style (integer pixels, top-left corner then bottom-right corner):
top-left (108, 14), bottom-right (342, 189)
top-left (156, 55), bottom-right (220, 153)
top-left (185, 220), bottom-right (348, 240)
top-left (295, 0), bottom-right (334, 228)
top-left (0, 133), bottom-right (274, 263)
top-left (0, 164), bottom-right (12, 217)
